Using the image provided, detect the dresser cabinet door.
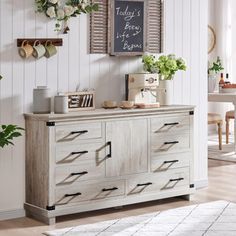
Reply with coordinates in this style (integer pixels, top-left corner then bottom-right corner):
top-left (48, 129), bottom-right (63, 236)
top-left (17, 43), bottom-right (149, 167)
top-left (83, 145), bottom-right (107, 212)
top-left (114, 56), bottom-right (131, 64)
top-left (105, 119), bottom-right (148, 177)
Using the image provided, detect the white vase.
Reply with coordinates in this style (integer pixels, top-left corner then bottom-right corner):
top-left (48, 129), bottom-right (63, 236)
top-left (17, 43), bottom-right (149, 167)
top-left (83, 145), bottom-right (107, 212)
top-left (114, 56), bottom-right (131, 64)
top-left (208, 74), bottom-right (217, 93)
top-left (157, 79), bottom-right (174, 106)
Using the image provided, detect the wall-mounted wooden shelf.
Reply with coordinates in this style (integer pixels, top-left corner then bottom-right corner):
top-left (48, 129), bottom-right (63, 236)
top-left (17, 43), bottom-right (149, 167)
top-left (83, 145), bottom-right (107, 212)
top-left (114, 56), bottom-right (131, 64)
top-left (17, 38), bottom-right (63, 47)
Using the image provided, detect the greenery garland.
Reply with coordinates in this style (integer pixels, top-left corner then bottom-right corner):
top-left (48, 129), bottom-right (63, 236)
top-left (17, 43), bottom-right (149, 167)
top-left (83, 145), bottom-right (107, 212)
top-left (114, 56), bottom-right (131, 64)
top-left (35, 0), bottom-right (99, 33)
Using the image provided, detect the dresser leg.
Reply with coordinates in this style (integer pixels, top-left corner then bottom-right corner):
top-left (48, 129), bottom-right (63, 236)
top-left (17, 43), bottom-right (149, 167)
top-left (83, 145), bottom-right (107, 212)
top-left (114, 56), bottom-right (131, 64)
top-left (26, 211), bottom-right (56, 225)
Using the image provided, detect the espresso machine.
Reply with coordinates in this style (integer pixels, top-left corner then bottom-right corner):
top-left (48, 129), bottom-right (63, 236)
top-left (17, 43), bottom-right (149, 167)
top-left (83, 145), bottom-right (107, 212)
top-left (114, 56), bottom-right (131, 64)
top-left (125, 73), bottom-right (160, 107)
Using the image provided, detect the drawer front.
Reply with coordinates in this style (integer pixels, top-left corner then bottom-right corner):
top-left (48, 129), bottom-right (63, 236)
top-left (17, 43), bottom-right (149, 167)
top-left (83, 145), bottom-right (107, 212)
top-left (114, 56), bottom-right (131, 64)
top-left (55, 161), bottom-right (105, 185)
top-left (127, 168), bottom-right (189, 196)
top-left (151, 153), bottom-right (190, 172)
top-left (55, 122), bottom-right (103, 143)
top-left (55, 180), bottom-right (125, 205)
top-left (151, 115), bottom-right (190, 135)
top-left (151, 133), bottom-right (190, 155)
top-left (55, 142), bottom-right (106, 165)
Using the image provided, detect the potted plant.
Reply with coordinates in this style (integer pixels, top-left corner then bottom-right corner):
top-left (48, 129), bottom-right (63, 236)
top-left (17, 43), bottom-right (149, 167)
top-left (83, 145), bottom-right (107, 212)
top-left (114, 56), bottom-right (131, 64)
top-left (142, 54), bottom-right (187, 105)
top-left (208, 57), bottom-right (224, 92)
top-left (0, 75), bottom-right (24, 148)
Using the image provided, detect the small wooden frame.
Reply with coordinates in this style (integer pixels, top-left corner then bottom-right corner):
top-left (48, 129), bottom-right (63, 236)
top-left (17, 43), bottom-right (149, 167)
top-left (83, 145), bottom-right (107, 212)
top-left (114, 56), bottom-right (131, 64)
top-left (66, 91), bottom-right (95, 112)
top-left (17, 38), bottom-right (63, 47)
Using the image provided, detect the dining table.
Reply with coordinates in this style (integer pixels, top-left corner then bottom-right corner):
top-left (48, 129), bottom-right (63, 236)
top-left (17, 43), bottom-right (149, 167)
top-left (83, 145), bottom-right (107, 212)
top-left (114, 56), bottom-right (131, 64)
top-left (208, 92), bottom-right (236, 153)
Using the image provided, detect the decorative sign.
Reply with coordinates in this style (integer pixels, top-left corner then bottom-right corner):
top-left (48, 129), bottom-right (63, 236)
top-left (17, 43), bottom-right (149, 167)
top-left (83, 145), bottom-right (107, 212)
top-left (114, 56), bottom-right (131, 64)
top-left (110, 0), bottom-right (146, 55)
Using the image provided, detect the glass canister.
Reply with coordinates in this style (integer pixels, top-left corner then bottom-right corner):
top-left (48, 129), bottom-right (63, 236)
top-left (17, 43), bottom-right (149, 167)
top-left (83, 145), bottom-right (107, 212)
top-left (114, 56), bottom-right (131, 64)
top-left (33, 86), bottom-right (51, 114)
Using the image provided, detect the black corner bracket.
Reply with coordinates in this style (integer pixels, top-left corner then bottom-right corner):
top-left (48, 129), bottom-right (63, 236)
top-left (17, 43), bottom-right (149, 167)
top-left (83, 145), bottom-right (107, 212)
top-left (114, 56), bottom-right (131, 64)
top-left (46, 205), bottom-right (55, 211)
top-left (189, 111), bottom-right (194, 115)
top-left (46, 122), bottom-right (55, 127)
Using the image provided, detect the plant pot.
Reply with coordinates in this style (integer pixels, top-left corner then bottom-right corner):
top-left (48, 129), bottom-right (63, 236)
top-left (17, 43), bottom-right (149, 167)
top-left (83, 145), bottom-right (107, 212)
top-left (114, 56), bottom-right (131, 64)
top-left (157, 79), bottom-right (174, 106)
top-left (208, 74), bottom-right (217, 93)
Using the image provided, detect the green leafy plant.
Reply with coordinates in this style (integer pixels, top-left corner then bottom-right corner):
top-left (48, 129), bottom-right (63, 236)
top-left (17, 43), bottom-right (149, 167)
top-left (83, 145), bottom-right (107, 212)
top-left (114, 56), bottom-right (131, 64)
top-left (208, 57), bottom-right (224, 75)
top-left (142, 54), bottom-right (187, 80)
top-left (0, 75), bottom-right (24, 149)
top-left (0, 125), bottom-right (24, 148)
top-left (35, 0), bottom-right (99, 33)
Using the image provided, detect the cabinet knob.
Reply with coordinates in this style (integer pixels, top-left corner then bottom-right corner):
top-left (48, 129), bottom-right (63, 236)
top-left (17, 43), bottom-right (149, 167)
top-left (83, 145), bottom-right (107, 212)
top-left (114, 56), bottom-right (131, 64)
top-left (164, 141), bottom-right (179, 145)
top-left (163, 160), bottom-right (179, 164)
top-left (71, 151), bottom-right (88, 155)
top-left (164, 122), bottom-right (179, 126)
top-left (102, 187), bottom-right (118, 192)
top-left (70, 130), bottom-right (88, 135)
top-left (71, 171), bottom-right (88, 176)
top-left (64, 192), bottom-right (81, 198)
top-left (169, 178), bottom-right (184, 182)
top-left (137, 182), bottom-right (153, 187)
top-left (106, 141), bottom-right (112, 158)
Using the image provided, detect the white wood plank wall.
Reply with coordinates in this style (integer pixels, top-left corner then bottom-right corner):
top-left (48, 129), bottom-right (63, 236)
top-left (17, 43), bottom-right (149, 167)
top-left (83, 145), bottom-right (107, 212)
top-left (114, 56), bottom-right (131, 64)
top-left (0, 0), bottom-right (208, 215)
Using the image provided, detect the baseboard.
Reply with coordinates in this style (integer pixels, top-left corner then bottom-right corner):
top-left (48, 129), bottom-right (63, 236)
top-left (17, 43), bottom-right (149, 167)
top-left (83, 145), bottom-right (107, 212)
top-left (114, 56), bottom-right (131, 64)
top-left (0, 208), bottom-right (25, 221)
top-left (195, 179), bottom-right (208, 189)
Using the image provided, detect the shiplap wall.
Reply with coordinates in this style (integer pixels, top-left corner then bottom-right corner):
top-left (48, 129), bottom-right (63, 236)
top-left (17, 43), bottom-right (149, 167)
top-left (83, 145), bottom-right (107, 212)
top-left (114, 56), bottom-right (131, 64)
top-left (0, 0), bottom-right (208, 215)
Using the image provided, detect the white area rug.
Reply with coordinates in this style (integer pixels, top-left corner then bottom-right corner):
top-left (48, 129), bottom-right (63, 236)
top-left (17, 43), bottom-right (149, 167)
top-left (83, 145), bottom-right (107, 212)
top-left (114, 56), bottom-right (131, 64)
top-left (44, 201), bottom-right (236, 236)
top-left (208, 135), bottom-right (236, 162)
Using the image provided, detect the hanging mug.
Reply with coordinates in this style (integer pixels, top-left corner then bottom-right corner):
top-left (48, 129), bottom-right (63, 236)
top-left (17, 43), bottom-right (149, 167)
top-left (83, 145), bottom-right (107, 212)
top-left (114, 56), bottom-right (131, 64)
top-left (32, 40), bottom-right (46, 59)
top-left (18, 40), bottom-right (33, 59)
top-left (44, 41), bottom-right (57, 58)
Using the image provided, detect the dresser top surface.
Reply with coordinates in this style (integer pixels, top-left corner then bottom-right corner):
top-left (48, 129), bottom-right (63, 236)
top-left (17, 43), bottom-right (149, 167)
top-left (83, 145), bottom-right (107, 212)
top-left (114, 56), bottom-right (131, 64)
top-left (24, 105), bottom-right (195, 121)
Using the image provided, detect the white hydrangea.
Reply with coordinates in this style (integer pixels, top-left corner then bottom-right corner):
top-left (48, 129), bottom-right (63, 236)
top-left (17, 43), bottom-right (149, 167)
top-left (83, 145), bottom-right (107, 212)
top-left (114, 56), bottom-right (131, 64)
top-left (57, 8), bottom-right (65, 19)
top-left (46, 6), bottom-right (56, 18)
top-left (64, 5), bottom-right (75, 16)
top-left (48, 0), bottom-right (59, 4)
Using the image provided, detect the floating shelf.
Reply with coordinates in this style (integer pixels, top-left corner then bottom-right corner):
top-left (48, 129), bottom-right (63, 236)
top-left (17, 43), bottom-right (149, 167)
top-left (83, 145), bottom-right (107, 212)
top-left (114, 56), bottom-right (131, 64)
top-left (17, 38), bottom-right (63, 47)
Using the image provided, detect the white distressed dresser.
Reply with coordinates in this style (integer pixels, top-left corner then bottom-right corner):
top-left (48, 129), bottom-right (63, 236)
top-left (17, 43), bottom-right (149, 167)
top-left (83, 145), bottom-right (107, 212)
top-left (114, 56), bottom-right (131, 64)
top-left (24, 105), bottom-right (195, 224)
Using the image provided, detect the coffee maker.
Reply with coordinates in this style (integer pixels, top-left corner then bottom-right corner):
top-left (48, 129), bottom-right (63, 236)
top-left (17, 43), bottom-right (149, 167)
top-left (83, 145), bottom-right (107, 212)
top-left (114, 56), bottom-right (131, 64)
top-left (125, 73), bottom-right (160, 107)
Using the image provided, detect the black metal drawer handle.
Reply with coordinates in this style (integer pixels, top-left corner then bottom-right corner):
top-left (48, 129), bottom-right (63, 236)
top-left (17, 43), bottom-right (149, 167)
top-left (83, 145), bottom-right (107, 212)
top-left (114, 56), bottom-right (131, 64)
top-left (71, 171), bottom-right (88, 176)
top-left (137, 182), bottom-right (153, 187)
top-left (164, 122), bottom-right (179, 126)
top-left (170, 178), bottom-right (184, 182)
top-left (64, 192), bottom-right (81, 197)
top-left (163, 160), bottom-right (179, 164)
top-left (106, 141), bottom-right (112, 158)
top-left (71, 151), bottom-right (88, 155)
top-left (102, 187), bottom-right (118, 192)
top-left (164, 141), bottom-right (179, 145)
top-left (71, 130), bottom-right (88, 135)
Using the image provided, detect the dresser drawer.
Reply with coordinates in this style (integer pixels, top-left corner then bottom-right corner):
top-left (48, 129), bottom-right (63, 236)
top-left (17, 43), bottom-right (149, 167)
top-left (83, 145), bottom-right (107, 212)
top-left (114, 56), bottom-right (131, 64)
top-left (127, 168), bottom-right (189, 196)
top-left (55, 180), bottom-right (125, 205)
top-left (55, 161), bottom-right (105, 186)
top-left (151, 132), bottom-right (190, 155)
top-left (151, 115), bottom-right (190, 135)
top-left (151, 153), bottom-right (190, 172)
top-left (55, 142), bottom-right (106, 165)
top-left (55, 122), bottom-right (103, 143)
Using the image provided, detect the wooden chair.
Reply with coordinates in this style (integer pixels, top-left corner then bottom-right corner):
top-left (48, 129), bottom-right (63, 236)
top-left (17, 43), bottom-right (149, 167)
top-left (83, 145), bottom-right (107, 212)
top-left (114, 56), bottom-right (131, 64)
top-left (208, 113), bottom-right (222, 150)
top-left (225, 110), bottom-right (235, 144)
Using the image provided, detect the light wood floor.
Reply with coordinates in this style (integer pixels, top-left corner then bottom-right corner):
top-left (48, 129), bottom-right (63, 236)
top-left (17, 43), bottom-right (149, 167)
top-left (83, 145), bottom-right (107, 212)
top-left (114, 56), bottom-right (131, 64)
top-left (1, 159), bottom-right (236, 236)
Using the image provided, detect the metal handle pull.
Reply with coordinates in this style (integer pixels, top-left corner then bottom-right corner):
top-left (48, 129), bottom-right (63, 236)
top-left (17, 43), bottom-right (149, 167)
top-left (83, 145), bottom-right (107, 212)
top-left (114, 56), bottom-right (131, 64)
top-left (71, 171), bottom-right (88, 176)
top-left (106, 141), bottom-right (112, 158)
top-left (164, 122), bottom-right (179, 126)
top-left (71, 130), bottom-right (88, 135)
top-left (71, 151), bottom-right (88, 155)
top-left (137, 182), bottom-right (153, 187)
top-left (164, 141), bottom-right (179, 145)
top-left (102, 187), bottom-right (118, 192)
top-left (170, 178), bottom-right (184, 182)
top-left (64, 192), bottom-right (81, 197)
top-left (163, 160), bottom-right (179, 164)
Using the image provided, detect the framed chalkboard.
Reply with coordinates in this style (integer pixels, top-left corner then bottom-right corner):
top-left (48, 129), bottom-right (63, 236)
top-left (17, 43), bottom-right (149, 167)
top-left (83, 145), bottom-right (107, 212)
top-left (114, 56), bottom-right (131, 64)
top-left (110, 0), bottom-right (147, 56)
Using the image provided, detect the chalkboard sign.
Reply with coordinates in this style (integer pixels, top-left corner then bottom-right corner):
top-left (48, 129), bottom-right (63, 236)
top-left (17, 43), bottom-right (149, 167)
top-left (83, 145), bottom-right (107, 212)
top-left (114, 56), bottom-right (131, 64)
top-left (110, 0), bottom-right (146, 56)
